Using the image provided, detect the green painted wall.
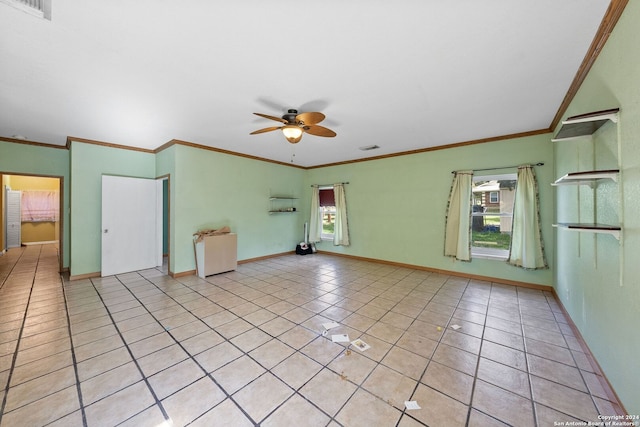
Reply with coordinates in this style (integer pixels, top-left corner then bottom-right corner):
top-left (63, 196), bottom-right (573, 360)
top-left (553, 1), bottom-right (640, 414)
top-left (169, 145), bottom-right (306, 274)
top-left (0, 140), bottom-right (70, 269)
top-left (69, 140), bottom-right (156, 277)
top-left (305, 133), bottom-right (554, 286)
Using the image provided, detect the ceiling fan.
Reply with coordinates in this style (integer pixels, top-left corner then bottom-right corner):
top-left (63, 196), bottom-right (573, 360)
top-left (250, 109), bottom-right (336, 144)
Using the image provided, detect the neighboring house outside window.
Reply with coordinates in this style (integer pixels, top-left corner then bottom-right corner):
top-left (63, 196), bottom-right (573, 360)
top-left (471, 174), bottom-right (516, 260)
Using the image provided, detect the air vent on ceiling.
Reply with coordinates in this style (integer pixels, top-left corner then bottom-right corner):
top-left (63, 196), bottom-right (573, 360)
top-left (1, 0), bottom-right (51, 20)
top-left (359, 145), bottom-right (380, 151)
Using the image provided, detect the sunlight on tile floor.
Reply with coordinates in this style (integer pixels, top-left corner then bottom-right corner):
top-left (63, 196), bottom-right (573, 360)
top-left (0, 244), bottom-right (624, 426)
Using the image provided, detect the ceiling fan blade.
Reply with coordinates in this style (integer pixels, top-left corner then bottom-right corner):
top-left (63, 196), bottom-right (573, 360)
top-left (250, 126), bottom-right (282, 135)
top-left (303, 124), bottom-right (336, 137)
top-left (253, 112), bottom-right (287, 124)
top-left (296, 112), bottom-right (325, 125)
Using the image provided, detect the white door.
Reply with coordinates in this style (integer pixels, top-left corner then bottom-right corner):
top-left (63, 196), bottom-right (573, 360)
top-left (101, 175), bottom-right (159, 276)
top-left (6, 189), bottom-right (21, 249)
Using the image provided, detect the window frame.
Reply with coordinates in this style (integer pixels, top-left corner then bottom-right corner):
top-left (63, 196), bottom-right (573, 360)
top-left (471, 173), bottom-right (517, 260)
top-left (318, 186), bottom-right (335, 240)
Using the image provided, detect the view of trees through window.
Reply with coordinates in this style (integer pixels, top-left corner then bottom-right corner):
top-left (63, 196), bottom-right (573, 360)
top-left (471, 174), bottom-right (517, 259)
top-left (319, 188), bottom-right (336, 239)
top-left (322, 206), bottom-right (336, 238)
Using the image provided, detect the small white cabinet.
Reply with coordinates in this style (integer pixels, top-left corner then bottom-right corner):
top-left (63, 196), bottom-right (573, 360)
top-left (194, 233), bottom-right (237, 278)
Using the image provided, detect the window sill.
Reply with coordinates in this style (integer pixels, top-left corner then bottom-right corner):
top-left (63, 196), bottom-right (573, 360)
top-left (472, 247), bottom-right (509, 261)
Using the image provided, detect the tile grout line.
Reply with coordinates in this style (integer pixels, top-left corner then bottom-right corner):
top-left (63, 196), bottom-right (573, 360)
top-left (266, 272), bottom-right (410, 424)
top-left (0, 247), bottom-right (35, 425)
top-left (149, 268), bottom-right (310, 425)
top-left (294, 261), bottom-right (601, 424)
top-left (317, 270), bottom-right (435, 426)
top-left (464, 282), bottom-right (516, 426)
top-left (60, 271), bottom-right (89, 427)
top-left (86, 276), bottom-right (172, 424)
top-left (308, 271), bottom-right (447, 427)
top-left (170, 270), bottom-right (351, 425)
top-left (548, 290), bottom-right (605, 417)
top-left (0, 246), bottom-right (81, 425)
top-left (400, 277), bottom-right (479, 426)
top-left (464, 280), bottom-right (489, 427)
top-left (523, 290), bottom-right (605, 423)
top-left (185, 264), bottom-right (423, 425)
top-left (109, 271), bottom-right (260, 426)
top-left (318, 281), bottom-right (417, 424)
top-left (3, 252), bottom-right (336, 426)
top-left (41, 254), bottom-right (620, 421)
top-left (383, 275), bottom-right (451, 427)
top-left (0, 254), bottom-right (624, 425)
top-left (519, 288), bottom-right (542, 427)
top-left (0, 249), bottom-right (24, 292)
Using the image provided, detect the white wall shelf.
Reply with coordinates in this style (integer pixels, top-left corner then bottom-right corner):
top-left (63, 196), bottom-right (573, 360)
top-left (552, 108), bottom-right (619, 142)
top-left (269, 197), bottom-right (298, 214)
top-left (552, 169), bottom-right (619, 188)
top-left (553, 223), bottom-right (621, 240)
top-left (552, 108), bottom-right (622, 242)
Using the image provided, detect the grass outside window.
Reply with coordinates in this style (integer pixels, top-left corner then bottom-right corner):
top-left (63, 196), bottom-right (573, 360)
top-left (472, 215), bottom-right (511, 250)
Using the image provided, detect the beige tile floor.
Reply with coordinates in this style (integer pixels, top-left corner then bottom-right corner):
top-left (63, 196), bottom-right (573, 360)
top-left (0, 244), bottom-right (625, 426)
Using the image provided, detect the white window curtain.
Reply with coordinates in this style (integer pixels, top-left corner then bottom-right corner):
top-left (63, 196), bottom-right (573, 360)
top-left (333, 183), bottom-right (350, 246)
top-left (507, 165), bottom-right (548, 269)
top-left (444, 171), bottom-right (473, 261)
top-left (309, 185), bottom-right (322, 243)
top-left (21, 190), bottom-right (59, 222)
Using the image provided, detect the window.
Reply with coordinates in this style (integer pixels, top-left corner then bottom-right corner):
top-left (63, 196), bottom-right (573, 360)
top-left (319, 188), bottom-right (335, 239)
top-left (0, 0), bottom-right (52, 20)
top-left (471, 173), bottom-right (516, 260)
top-left (21, 190), bottom-right (59, 222)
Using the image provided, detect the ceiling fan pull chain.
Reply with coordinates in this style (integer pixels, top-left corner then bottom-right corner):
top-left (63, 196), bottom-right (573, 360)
top-left (291, 145), bottom-right (296, 163)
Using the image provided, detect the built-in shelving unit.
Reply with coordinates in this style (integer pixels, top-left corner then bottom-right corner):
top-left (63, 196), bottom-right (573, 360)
top-left (552, 108), bottom-right (621, 240)
top-left (269, 197), bottom-right (298, 214)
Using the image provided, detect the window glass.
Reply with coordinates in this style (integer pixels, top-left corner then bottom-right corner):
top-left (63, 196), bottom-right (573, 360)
top-left (319, 188), bottom-right (335, 239)
top-left (471, 173), bottom-right (516, 260)
top-left (321, 206), bottom-right (336, 239)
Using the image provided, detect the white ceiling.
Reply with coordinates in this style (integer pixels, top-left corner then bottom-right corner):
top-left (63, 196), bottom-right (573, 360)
top-left (0, 1), bottom-right (612, 167)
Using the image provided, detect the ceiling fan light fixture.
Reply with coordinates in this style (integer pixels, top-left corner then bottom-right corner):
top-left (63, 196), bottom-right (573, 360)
top-left (282, 124), bottom-right (303, 143)
top-left (250, 108), bottom-right (334, 144)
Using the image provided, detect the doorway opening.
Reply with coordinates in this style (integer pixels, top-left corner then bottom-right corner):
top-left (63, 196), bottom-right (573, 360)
top-left (1, 173), bottom-right (64, 272)
top-left (159, 175), bottom-right (169, 274)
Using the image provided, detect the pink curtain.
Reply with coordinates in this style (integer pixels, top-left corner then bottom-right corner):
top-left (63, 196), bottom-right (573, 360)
top-left (21, 190), bottom-right (59, 222)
